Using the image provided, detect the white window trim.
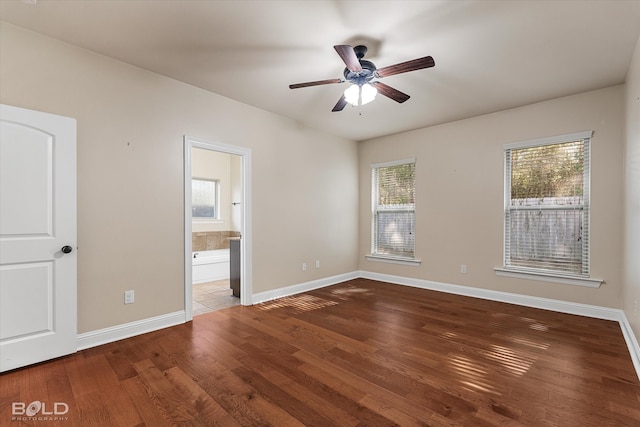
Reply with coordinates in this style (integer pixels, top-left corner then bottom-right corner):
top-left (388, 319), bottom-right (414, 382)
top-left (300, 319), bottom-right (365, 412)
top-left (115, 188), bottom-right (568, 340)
top-left (366, 254), bottom-right (422, 266)
top-left (369, 158), bottom-right (418, 263)
top-left (503, 130), bottom-right (593, 150)
top-left (494, 267), bottom-right (603, 288)
top-left (499, 130), bottom-right (599, 285)
top-left (371, 158), bottom-right (416, 169)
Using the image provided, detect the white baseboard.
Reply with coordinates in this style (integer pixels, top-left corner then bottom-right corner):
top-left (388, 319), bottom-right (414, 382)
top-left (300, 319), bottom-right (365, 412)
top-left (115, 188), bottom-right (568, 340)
top-left (358, 270), bottom-right (640, 380)
top-left (251, 271), bottom-right (360, 305)
top-left (77, 310), bottom-right (186, 351)
top-left (359, 270), bottom-right (621, 319)
top-left (619, 312), bottom-right (640, 379)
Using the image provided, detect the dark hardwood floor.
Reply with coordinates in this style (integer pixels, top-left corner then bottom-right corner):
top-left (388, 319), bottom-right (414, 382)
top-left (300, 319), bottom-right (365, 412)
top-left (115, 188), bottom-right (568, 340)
top-left (2, 278), bottom-right (640, 426)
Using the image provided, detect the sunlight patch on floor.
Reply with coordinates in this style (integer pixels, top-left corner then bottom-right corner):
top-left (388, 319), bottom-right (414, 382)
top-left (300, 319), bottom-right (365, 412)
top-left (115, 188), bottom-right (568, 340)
top-left (448, 354), bottom-right (500, 395)
top-left (330, 285), bottom-right (373, 300)
top-left (439, 331), bottom-right (457, 339)
top-left (481, 344), bottom-right (536, 376)
top-left (257, 294), bottom-right (338, 314)
top-left (505, 335), bottom-right (550, 350)
top-left (529, 323), bottom-right (549, 331)
top-left (518, 316), bottom-right (552, 332)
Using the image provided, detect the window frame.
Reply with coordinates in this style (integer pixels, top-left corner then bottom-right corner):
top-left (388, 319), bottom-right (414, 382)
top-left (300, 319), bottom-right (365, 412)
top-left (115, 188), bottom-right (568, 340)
top-left (367, 158), bottom-right (421, 266)
top-left (497, 131), bottom-right (602, 287)
top-left (191, 177), bottom-right (221, 221)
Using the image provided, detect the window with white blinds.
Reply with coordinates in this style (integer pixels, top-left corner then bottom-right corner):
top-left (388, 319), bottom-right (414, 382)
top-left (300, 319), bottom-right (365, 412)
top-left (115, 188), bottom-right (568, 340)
top-left (371, 159), bottom-right (416, 259)
top-left (504, 132), bottom-right (591, 276)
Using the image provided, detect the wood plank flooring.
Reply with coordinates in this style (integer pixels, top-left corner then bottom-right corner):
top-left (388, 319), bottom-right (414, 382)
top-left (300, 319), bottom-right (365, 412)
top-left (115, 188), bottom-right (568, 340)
top-left (2, 278), bottom-right (640, 426)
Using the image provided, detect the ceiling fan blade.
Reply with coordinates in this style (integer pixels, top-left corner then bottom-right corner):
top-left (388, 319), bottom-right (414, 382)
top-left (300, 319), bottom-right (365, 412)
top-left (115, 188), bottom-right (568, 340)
top-left (371, 82), bottom-right (410, 103)
top-left (334, 45), bottom-right (362, 73)
top-left (332, 95), bottom-right (348, 112)
top-left (289, 78), bottom-right (343, 89)
top-left (376, 56), bottom-right (435, 78)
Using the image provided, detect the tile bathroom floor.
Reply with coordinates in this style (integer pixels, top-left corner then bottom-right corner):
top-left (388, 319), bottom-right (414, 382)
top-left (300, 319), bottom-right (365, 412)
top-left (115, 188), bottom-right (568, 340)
top-left (192, 279), bottom-right (241, 316)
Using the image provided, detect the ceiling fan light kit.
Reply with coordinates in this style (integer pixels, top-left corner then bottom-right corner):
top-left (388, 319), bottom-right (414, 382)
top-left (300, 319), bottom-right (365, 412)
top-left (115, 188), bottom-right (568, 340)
top-left (344, 83), bottom-right (377, 106)
top-left (289, 44), bottom-right (435, 112)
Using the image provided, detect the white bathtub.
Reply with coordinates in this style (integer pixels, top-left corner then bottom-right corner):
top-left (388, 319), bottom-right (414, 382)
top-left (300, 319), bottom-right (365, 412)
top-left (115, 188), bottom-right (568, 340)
top-left (192, 249), bottom-right (230, 284)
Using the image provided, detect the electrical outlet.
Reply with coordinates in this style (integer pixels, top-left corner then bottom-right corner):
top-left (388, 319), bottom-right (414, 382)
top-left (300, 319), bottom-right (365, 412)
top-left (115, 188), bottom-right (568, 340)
top-left (302, 262), bottom-right (307, 271)
top-left (315, 260), bottom-right (320, 269)
top-left (460, 265), bottom-right (467, 274)
top-left (124, 290), bottom-right (134, 304)
top-left (634, 299), bottom-right (638, 314)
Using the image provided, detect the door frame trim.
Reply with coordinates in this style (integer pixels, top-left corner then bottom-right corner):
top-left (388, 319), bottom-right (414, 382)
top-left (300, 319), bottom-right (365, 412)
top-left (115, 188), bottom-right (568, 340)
top-left (183, 136), bottom-right (252, 321)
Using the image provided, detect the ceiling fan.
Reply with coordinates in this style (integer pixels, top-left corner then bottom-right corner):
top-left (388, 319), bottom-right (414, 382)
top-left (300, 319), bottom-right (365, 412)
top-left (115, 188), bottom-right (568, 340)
top-left (289, 44), bottom-right (435, 112)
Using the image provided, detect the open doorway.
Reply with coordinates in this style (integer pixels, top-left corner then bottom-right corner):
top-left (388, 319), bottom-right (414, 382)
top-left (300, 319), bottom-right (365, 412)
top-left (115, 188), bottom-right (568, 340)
top-left (184, 136), bottom-right (252, 321)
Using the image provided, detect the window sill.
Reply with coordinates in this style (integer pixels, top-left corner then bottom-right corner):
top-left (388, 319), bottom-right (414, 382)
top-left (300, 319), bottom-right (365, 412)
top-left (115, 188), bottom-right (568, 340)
top-left (494, 267), bottom-right (603, 288)
top-left (366, 255), bottom-right (422, 267)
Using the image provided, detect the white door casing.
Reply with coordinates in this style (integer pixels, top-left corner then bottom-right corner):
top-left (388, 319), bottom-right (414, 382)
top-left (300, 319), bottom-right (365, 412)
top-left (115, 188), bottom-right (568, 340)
top-left (184, 136), bottom-right (252, 321)
top-left (0, 104), bottom-right (77, 372)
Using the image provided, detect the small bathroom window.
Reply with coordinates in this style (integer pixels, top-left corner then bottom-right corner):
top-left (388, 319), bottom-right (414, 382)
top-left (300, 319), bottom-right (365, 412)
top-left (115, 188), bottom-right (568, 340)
top-left (192, 178), bottom-right (220, 219)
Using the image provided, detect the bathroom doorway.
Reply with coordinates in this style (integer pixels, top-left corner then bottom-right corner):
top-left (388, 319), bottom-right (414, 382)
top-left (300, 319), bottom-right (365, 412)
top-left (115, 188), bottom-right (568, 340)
top-left (184, 136), bottom-right (252, 321)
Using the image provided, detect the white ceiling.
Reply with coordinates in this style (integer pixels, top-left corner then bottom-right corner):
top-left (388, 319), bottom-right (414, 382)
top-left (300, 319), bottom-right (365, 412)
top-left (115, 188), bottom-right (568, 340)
top-left (1, 0), bottom-right (639, 141)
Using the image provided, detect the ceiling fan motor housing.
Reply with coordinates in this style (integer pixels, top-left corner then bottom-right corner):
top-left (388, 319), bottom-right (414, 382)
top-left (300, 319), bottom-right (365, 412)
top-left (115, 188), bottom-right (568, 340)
top-left (343, 45), bottom-right (377, 85)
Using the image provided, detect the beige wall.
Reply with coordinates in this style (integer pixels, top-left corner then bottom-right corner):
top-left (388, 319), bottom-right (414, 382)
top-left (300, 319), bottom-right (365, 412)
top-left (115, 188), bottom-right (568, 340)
top-left (359, 85), bottom-right (625, 308)
top-left (191, 148), bottom-right (237, 233)
top-left (624, 34), bottom-right (640, 342)
top-left (0, 23), bottom-right (359, 333)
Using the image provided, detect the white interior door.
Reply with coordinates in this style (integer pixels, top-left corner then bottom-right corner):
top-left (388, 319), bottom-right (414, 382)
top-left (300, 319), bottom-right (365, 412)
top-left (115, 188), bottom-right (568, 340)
top-left (0, 104), bottom-right (77, 372)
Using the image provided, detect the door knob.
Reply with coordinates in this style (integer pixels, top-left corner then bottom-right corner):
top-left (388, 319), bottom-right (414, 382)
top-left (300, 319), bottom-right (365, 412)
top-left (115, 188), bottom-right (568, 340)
top-left (61, 246), bottom-right (73, 254)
